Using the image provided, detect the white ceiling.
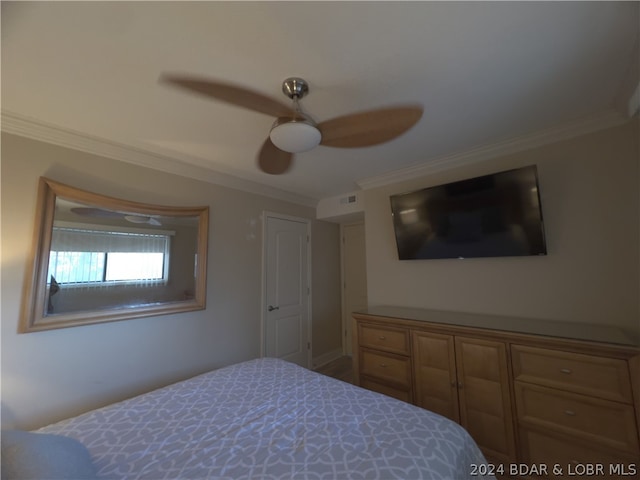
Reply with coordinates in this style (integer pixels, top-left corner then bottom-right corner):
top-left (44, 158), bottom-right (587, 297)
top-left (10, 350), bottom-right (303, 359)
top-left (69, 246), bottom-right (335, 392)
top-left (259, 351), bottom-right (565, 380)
top-left (2, 2), bottom-right (638, 205)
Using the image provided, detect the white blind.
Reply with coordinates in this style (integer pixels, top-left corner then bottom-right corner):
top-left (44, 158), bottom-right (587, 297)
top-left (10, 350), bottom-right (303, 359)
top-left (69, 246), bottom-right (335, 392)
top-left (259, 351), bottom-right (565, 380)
top-left (51, 227), bottom-right (169, 253)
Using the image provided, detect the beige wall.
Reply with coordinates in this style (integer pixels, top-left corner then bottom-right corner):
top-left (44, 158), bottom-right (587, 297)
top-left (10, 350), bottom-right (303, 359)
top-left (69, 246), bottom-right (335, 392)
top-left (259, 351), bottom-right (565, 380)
top-left (364, 120), bottom-right (639, 332)
top-left (1, 133), bottom-right (341, 429)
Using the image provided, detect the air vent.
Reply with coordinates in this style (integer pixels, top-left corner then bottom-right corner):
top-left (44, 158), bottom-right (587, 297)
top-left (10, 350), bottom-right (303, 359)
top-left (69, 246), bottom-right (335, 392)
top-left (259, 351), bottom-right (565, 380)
top-left (340, 195), bottom-right (357, 205)
top-left (316, 191), bottom-right (363, 221)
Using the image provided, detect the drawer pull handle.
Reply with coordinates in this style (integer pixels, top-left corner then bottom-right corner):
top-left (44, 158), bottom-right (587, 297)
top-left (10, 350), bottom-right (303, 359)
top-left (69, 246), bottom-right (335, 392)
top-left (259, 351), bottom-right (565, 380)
top-left (378, 336), bottom-right (386, 340)
top-left (379, 364), bottom-right (387, 368)
top-left (564, 410), bottom-right (576, 416)
top-left (560, 368), bottom-right (572, 374)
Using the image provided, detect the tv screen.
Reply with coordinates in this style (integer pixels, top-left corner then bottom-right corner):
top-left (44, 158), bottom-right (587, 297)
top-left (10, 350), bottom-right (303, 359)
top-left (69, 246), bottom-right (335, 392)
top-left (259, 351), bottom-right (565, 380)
top-left (390, 165), bottom-right (547, 260)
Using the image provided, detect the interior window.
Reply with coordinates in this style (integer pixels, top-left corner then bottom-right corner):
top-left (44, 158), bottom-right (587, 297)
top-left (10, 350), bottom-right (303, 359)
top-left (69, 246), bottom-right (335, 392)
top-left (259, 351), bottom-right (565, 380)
top-left (48, 226), bottom-right (170, 286)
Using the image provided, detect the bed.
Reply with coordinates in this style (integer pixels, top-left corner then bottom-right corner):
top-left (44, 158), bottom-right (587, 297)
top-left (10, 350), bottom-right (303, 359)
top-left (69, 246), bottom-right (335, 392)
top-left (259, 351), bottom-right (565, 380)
top-left (13, 358), bottom-right (493, 479)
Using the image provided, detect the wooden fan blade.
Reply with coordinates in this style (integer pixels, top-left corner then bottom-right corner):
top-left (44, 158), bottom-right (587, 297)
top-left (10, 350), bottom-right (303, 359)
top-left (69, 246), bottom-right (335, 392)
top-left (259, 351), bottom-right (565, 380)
top-left (318, 105), bottom-right (423, 148)
top-left (71, 207), bottom-right (124, 218)
top-left (257, 138), bottom-right (294, 175)
top-left (160, 74), bottom-right (295, 118)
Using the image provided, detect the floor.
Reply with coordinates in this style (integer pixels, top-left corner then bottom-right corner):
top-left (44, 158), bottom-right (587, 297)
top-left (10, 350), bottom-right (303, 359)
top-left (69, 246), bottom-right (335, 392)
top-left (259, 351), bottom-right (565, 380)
top-left (314, 355), bottom-right (353, 384)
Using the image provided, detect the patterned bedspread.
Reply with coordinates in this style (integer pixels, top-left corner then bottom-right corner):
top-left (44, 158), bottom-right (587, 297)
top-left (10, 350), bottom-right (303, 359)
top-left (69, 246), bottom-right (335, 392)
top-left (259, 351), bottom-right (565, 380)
top-left (38, 358), bottom-right (493, 479)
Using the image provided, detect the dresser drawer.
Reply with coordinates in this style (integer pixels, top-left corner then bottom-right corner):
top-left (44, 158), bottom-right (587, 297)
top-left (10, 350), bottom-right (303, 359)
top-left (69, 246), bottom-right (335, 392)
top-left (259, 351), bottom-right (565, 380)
top-left (520, 428), bottom-right (640, 477)
top-left (360, 378), bottom-right (412, 403)
top-left (360, 349), bottom-right (411, 387)
top-left (512, 345), bottom-right (633, 403)
top-left (359, 323), bottom-right (410, 355)
top-left (515, 382), bottom-right (639, 454)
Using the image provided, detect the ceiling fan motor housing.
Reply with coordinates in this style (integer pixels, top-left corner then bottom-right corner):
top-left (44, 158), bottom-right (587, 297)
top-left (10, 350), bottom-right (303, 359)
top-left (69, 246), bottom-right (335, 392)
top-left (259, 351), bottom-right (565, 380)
top-left (282, 77), bottom-right (309, 99)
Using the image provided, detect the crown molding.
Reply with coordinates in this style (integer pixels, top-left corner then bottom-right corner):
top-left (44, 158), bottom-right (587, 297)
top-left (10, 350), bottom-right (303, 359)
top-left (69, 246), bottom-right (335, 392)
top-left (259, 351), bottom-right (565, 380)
top-left (3, 108), bottom-right (630, 204)
top-left (356, 109), bottom-right (630, 191)
top-left (1, 111), bottom-right (317, 207)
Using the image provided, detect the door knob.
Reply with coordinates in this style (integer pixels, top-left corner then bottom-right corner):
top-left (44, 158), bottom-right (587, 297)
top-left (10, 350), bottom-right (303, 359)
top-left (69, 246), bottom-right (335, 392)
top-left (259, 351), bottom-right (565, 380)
top-left (268, 305), bottom-right (279, 312)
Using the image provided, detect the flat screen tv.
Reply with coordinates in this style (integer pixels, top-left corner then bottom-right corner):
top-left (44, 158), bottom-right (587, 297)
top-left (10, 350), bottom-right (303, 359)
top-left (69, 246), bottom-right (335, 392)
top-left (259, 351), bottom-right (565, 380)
top-left (390, 165), bottom-right (547, 260)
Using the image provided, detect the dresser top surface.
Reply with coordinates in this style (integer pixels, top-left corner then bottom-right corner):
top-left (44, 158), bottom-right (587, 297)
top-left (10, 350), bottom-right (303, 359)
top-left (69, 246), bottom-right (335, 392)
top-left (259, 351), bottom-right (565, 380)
top-left (355, 306), bottom-right (639, 348)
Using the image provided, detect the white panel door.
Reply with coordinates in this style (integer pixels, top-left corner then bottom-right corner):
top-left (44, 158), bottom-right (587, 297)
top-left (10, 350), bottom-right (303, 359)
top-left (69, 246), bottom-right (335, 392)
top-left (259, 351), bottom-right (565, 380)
top-left (342, 222), bottom-right (368, 355)
top-left (264, 214), bottom-right (310, 368)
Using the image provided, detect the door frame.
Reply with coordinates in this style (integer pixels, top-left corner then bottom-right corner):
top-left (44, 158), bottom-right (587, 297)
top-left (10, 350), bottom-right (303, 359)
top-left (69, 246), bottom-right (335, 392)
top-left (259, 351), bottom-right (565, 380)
top-left (261, 211), bottom-right (312, 367)
top-left (340, 220), bottom-right (367, 356)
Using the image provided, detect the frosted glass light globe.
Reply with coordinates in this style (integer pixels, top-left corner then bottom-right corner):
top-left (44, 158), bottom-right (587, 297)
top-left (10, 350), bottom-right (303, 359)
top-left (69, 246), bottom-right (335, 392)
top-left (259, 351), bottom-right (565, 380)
top-left (270, 118), bottom-right (322, 153)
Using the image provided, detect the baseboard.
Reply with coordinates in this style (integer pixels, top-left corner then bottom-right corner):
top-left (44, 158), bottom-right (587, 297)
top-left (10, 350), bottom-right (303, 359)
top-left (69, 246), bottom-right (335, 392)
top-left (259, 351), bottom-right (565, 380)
top-left (312, 348), bottom-right (344, 369)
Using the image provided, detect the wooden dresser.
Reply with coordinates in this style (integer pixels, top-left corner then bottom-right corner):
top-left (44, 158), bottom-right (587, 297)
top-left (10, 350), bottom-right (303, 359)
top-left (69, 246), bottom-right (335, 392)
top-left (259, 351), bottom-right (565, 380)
top-left (352, 307), bottom-right (640, 476)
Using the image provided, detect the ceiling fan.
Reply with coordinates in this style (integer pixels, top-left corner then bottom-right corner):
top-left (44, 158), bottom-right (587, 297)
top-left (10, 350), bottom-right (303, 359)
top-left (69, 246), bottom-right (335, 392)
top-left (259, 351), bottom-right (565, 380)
top-left (159, 75), bottom-right (424, 175)
top-left (71, 207), bottom-right (162, 226)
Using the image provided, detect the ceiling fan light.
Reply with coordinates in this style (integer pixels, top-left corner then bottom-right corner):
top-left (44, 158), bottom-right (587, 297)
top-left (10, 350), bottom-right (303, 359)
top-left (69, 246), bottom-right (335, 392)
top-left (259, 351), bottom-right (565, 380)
top-left (124, 215), bottom-right (151, 224)
top-left (269, 118), bottom-right (322, 153)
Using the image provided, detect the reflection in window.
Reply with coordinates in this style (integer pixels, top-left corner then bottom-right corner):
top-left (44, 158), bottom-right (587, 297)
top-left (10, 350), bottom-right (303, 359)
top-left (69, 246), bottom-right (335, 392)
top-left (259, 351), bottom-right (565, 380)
top-left (48, 251), bottom-right (105, 283)
top-left (48, 226), bottom-right (171, 285)
top-left (105, 252), bottom-right (164, 281)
